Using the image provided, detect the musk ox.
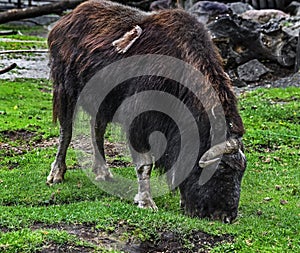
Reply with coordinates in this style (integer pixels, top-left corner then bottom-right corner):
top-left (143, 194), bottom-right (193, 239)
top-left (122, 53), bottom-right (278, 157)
top-left (47, 0), bottom-right (246, 223)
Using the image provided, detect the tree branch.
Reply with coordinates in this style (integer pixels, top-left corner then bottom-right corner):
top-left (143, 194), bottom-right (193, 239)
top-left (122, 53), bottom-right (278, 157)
top-left (0, 30), bottom-right (18, 36)
top-left (0, 49), bottom-right (48, 54)
top-left (0, 0), bottom-right (85, 24)
top-left (0, 63), bottom-right (17, 75)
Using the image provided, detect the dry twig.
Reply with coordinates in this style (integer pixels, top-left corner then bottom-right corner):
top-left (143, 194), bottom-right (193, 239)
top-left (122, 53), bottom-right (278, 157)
top-left (0, 63), bottom-right (17, 75)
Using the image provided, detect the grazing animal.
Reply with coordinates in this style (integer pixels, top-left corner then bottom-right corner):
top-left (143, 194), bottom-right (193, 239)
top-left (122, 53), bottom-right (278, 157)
top-left (47, 0), bottom-right (246, 223)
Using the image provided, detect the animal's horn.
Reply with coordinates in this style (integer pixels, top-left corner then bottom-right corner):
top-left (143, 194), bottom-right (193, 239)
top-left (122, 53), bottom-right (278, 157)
top-left (199, 138), bottom-right (241, 168)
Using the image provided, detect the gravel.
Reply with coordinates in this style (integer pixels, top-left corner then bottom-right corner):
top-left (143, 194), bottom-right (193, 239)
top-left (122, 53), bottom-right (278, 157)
top-left (1, 53), bottom-right (299, 92)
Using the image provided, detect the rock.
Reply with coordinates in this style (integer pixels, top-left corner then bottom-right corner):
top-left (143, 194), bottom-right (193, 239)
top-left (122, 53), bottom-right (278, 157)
top-left (228, 69), bottom-right (247, 87)
top-left (241, 0), bottom-right (293, 11)
top-left (150, 0), bottom-right (171, 11)
top-left (232, 78), bottom-right (247, 87)
top-left (8, 14), bottom-right (61, 27)
top-left (272, 72), bottom-right (300, 88)
top-left (282, 16), bottom-right (300, 37)
top-left (188, 1), bottom-right (229, 24)
top-left (241, 9), bottom-right (289, 23)
top-left (286, 1), bottom-right (300, 15)
top-left (208, 15), bottom-right (298, 68)
top-left (228, 2), bottom-right (253, 15)
top-left (237, 59), bottom-right (270, 82)
top-left (280, 199), bottom-right (288, 205)
top-left (263, 197), bottom-right (272, 201)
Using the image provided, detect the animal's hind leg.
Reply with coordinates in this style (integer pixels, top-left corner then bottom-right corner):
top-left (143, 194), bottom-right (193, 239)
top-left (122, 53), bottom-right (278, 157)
top-left (132, 152), bottom-right (157, 210)
top-left (47, 119), bottom-right (72, 184)
top-left (91, 118), bottom-right (113, 181)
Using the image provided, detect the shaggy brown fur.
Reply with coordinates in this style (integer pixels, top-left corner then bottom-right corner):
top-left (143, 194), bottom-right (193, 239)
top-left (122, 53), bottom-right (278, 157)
top-left (48, 0), bottom-right (244, 136)
top-left (47, 0), bottom-right (246, 222)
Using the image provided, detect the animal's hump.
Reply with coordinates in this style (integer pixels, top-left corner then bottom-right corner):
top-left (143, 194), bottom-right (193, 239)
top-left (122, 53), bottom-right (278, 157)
top-left (82, 0), bottom-right (148, 18)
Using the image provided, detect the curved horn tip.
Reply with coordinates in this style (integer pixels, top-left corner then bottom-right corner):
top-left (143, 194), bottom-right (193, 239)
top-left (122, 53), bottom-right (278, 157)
top-left (199, 137), bottom-right (242, 168)
top-left (199, 157), bottom-right (220, 168)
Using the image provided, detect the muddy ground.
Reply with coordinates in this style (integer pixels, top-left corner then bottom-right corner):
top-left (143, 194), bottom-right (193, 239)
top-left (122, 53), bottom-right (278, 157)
top-left (0, 221), bottom-right (233, 253)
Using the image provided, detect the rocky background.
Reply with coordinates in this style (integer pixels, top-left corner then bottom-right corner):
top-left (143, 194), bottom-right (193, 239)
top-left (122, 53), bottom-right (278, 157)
top-left (0, 0), bottom-right (299, 90)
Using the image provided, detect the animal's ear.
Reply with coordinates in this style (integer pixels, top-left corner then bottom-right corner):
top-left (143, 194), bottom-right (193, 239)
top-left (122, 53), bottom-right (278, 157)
top-left (112, 25), bottom-right (143, 54)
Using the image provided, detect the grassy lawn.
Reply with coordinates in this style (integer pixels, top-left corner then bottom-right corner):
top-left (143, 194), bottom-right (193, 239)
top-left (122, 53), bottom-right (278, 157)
top-left (0, 78), bottom-right (299, 252)
top-left (0, 24), bottom-right (299, 253)
top-left (0, 25), bottom-right (47, 51)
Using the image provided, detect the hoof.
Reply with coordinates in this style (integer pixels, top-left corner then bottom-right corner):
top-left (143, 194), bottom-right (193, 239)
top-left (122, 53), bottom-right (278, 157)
top-left (94, 166), bottom-right (113, 181)
top-left (134, 193), bottom-right (158, 211)
top-left (47, 162), bottom-right (66, 185)
top-left (95, 173), bottom-right (114, 182)
top-left (46, 175), bottom-right (64, 185)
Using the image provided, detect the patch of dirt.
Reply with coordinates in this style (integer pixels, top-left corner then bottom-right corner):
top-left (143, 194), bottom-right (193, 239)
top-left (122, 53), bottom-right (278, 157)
top-left (250, 143), bottom-right (282, 153)
top-left (26, 222), bottom-right (233, 253)
top-left (71, 137), bottom-right (132, 168)
top-left (105, 141), bottom-right (132, 168)
top-left (105, 141), bottom-right (128, 158)
top-left (0, 129), bottom-right (58, 157)
top-left (30, 222), bottom-right (134, 252)
top-left (40, 244), bottom-right (92, 253)
top-left (261, 62), bottom-right (295, 81)
top-left (135, 231), bottom-right (233, 253)
top-left (1, 129), bottom-right (36, 142)
top-left (0, 129), bottom-right (131, 168)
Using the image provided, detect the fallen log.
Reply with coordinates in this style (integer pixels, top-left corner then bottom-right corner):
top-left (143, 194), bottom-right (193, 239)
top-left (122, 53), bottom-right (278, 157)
top-left (0, 1), bottom-right (180, 24)
top-left (0, 63), bottom-right (17, 75)
top-left (0, 49), bottom-right (48, 54)
top-left (0, 0), bottom-right (85, 24)
top-left (0, 30), bottom-right (18, 36)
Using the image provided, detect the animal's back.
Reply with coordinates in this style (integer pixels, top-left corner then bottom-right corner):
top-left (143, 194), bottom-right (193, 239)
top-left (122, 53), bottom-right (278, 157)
top-left (48, 0), bottom-right (146, 83)
top-left (48, 0), bottom-right (147, 122)
top-left (48, 0), bottom-right (244, 136)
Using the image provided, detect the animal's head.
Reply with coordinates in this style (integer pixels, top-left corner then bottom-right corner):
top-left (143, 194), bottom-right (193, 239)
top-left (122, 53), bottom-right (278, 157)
top-left (179, 137), bottom-right (246, 223)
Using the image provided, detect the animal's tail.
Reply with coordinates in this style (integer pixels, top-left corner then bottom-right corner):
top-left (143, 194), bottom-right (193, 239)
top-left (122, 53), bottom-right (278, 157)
top-left (49, 54), bottom-right (64, 125)
top-left (52, 82), bottom-right (60, 124)
top-left (48, 31), bottom-right (67, 125)
top-left (47, 10), bottom-right (74, 125)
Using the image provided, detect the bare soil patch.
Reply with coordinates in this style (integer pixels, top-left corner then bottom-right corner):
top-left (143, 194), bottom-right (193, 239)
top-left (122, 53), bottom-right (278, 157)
top-left (0, 129), bottom-right (57, 157)
top-left (1, 129), bottom-right (36, 142)
top-left (40, 244), bottom-right (92, 253)
top-left (27, 222), bottom-right (234, 253)
top-left (0, 129), bottom-right (131, 168)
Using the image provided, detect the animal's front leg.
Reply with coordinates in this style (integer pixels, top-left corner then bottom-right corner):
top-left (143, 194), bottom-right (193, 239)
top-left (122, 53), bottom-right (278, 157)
top-left (134, 155), bottom-right (157, 210)
top-left (92, 119), bottom-right (113, 181)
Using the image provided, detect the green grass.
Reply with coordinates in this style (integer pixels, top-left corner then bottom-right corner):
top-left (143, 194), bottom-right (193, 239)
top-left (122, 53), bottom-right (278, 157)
top-left (0, 25), bottom-right (47, 51)
top-left (0, 24), bottom-right (48, 36)
top-left (0, 79), bottom-right (57, 138)
top-left (0, 79), bottom-right (299, 252)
